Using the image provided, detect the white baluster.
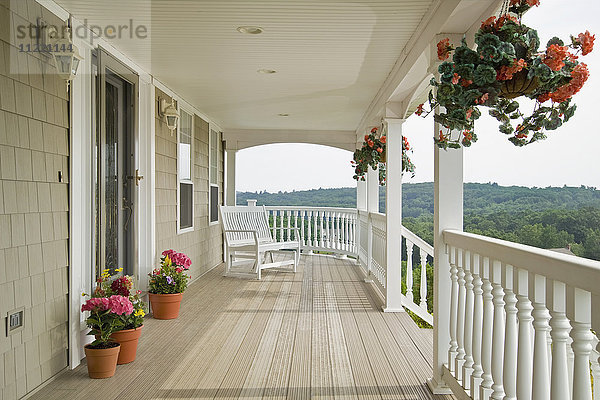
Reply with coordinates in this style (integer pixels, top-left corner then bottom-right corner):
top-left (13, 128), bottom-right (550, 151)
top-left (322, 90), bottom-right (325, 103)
top-left (448, 246), bottom-right (459, 373)
top-left (350, 214), bottom-right (355, 254)
top-left (285, 210), bottom-right (292, 240)
top-left (419, 249), bottom-right (428, 310)
top-left (406, 239), bottom-right (414, 303)
top-left (591, 336), bottom-right (600, 400)
top-left (334, 213), bottom-right (341, 249)
top-left (490, 260), bottom-right (505, 400)
top-left (480, 257), bottom-right (494, 400)
top-left (463, 251), bottom-right (475, 390)
top-left (329, 212), bottom-right (334, 249)
top-left (515, 268), bottom-right (533, 400)
top-left (319, 210), bottom-right (324, 249)
top-left (568, 287), bottom-right (593, 400)
top-left (547, 328), bottom-right (553, 375)
top-left (293, 211), bottom-right (298, 241)
top-left (471, 253), bottom-right (484, 400)
top-left (567, 336), bottom-right (574, 396)
top-left (300, 211), bottom-right (306, 246)
top-left (548, 280), bottom-right (571, 400)
top-left (531, 274), bottom-right (550, 400)
top-left (344, 214), bottom-right (349, 252)
top-left (279, 210), bottom-right (284, 242)
top-left (455, 249), bottom-right (467, 382)
top-left (307, 211), bottom-right (313, 247)
top-left (502, 265), bottom-right (518, 400)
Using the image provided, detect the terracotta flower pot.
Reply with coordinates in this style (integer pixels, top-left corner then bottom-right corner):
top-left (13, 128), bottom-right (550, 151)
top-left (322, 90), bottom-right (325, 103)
top-left (84, 343), bottom-right (120, 379)
top-left (110, 326), bottom-right (143, 364)
top-left (149, 293), bottom-right (183, 319)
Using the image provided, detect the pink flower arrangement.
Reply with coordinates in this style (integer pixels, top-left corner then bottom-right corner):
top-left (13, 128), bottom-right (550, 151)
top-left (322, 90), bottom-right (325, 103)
top-left (81, 295), bottom-right (133, 316)
top-left (149, 250), bottom-right (193, 294)
top-left (81, 294), bottom-right (134, 347)
top-left (162, 249), bottom-right (192, 269)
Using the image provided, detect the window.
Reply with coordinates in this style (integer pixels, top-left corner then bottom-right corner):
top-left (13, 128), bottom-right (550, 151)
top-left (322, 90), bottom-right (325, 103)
top-left (210, 128), bottom-right (220, 223)
top-left (178, 109), bottom-right (193, 231)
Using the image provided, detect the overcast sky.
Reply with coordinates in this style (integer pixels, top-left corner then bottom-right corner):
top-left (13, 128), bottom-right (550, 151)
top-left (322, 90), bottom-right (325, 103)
top-left (237, 0), bottom-right (600, 193)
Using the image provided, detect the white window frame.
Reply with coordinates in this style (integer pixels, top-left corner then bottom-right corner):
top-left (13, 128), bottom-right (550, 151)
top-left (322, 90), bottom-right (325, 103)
top-left (209, 125), bottom-right (220, 226)
top-left (177, 108), bottom-right (194, 234)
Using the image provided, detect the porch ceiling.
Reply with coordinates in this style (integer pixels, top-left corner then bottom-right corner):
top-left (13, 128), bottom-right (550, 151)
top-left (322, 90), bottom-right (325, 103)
top-left (55, 0), bottom-right (497, 136)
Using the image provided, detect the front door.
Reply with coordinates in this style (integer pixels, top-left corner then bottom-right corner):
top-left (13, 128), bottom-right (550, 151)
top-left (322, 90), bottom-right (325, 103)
top-left (94, 48), bottom-right (139, 279)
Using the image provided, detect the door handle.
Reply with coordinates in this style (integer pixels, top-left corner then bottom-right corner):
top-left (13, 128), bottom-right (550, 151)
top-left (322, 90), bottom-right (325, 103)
top-left (127, 169), bottom-right (144, 186)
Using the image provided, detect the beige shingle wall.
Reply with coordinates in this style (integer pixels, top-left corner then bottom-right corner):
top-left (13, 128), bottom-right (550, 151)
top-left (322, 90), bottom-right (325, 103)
top-left (155, 88), bottom-right (224, 282)
top-left (0, 2), bottom-right (69, 399)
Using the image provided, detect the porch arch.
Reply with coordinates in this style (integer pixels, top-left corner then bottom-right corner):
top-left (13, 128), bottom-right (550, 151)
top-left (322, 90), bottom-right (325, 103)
top-left (223, 129), bottom-right (357, 152)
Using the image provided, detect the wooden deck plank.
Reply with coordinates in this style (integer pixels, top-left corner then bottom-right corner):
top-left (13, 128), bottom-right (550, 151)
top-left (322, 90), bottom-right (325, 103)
top-left (236, 281), bottom-right (292, 399)
top-left (29, 255), bottom-right (455, 400)
top-left (261, 280), bottom-right (303, 399)
top-left (332, 279), bottom-right (383, 400)
top-left (310, 276), bottom-right (334, 399)
top-left (286, 255), bottom-right (313, 400)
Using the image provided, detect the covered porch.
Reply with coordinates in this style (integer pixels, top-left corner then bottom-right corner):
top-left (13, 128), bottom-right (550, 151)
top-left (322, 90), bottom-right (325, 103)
top-left (29, 254), bottom-right (452, 400)
top-left (0, 0), bottom-right (598, 398)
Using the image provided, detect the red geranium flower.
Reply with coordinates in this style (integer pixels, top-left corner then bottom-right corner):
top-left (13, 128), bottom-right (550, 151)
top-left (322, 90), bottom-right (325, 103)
top-left (437, 38), bottom-right (451, 61)
top-left (415, 103), bottom-right (424, 116)
top-left (549, 62), bottom-right (589, 103)
top-left (575, 30), bottom-right (595, 56)
top-left (543, 44), bottom-right (568, 71)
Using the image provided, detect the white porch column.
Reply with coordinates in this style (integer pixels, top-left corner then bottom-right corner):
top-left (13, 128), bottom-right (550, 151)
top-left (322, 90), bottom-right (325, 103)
top-left (426, 36), bottom-right (464, 396)
top-left (225, 149), bottom-right (237, 206)
top-left (367, 167), bottom-right (379, 213)
top-left (383, 118), bottom-right (404, 312)
top-left (428, 125), bottom-right (464, 394)
top-left (357, 179), bottom-right (367, 211)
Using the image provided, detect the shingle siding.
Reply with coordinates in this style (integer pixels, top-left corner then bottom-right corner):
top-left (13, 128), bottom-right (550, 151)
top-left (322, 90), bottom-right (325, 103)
top-left (0, 2), bottom-right (69, 399)
top-left (154, 88), bottom-right (224, 282)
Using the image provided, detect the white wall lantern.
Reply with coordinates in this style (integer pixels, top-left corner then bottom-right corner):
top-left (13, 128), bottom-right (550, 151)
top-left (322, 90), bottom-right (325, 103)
top-left (159, 98), bottom-right (179, 133)
top-left (37, 20), bottom-right (82, 82)
top-left (52, 33), bottom-right (83, 82)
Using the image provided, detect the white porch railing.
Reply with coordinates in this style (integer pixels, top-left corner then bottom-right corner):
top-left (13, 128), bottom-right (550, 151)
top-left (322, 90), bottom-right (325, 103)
top-left (260, 203), bottom-right (435, 326)
top-left (358, 210), bottom-right (434, 325)
top-left (443, 229), bottom-right (600, 400)
top-left (265, 206), bottom-right (358, 256)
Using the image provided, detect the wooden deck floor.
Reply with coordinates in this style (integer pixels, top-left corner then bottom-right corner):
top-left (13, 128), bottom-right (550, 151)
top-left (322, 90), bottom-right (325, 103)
top-left (30, 255), bottom-right (454, 400)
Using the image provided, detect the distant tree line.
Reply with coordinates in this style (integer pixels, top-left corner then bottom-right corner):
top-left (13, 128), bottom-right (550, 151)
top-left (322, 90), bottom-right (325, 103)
top-left (237, 183), bottom-right (600, 261)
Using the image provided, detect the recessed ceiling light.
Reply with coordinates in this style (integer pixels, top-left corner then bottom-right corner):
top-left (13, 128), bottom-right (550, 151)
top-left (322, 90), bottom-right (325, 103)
top-left (257, 68), bottom-right (277, 74)
top-left (237, 26), bottom-right (263, 34)
top-left (278, 113), bottom-right (289, 117)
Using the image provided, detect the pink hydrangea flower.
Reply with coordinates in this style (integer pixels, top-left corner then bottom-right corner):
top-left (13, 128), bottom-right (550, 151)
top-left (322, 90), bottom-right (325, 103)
top-left (108, 295), bottom-right (134, 315)
top-left (81, 297), bottom-right (110, 312)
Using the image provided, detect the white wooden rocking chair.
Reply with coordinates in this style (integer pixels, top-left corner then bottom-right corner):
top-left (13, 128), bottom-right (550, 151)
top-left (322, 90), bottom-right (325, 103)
top-left (219, 205), bottom-right (301, 279)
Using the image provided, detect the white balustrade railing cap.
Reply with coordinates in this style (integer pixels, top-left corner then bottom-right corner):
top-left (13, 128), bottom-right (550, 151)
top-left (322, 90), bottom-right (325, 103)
top-left (443, 229), bottom-right (600, 295)
top-left (264, 206), bottom-right (358, 213)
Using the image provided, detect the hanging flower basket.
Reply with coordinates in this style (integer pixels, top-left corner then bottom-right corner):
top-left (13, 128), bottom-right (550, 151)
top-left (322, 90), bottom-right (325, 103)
top-left (499, 70), bottom-right (539, 99)
top-left (416, 0), bottom-right (594, 149)
top-left (350, 126), bottom-right (415, 186)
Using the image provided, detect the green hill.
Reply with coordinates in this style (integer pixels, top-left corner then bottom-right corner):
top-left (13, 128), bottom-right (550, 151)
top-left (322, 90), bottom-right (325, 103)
top-left (237, 183), bottom-right (600, 260)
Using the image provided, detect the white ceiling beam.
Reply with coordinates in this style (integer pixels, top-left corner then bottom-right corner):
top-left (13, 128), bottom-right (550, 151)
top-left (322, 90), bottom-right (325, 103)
top-left (357, 0), bottom-right (505, 137)
top-left (356, 0), bottom-right (462, 136)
